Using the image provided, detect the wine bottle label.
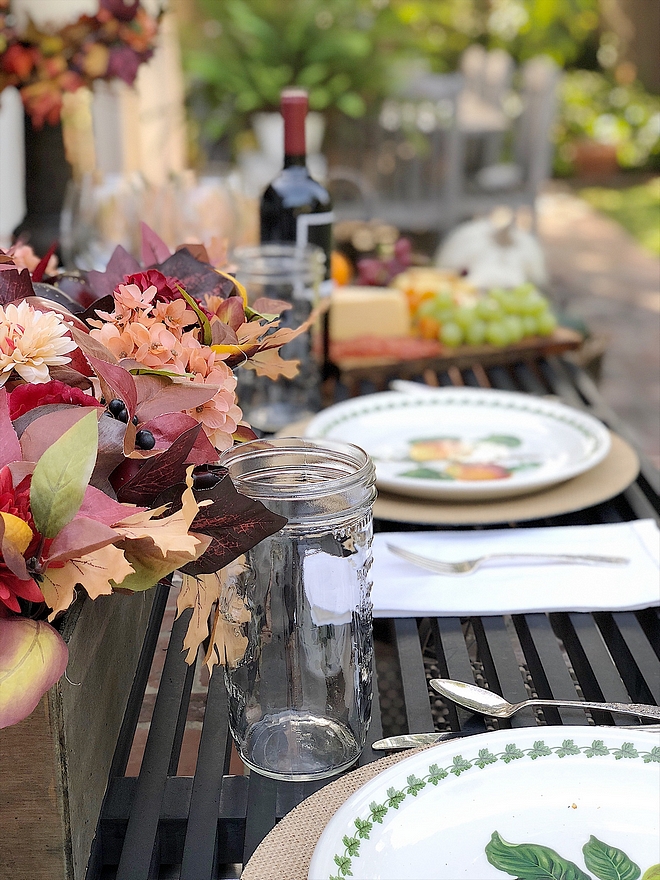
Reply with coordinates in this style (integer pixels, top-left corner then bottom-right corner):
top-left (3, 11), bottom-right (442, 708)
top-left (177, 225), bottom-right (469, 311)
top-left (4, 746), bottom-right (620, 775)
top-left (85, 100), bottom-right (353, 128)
top-left (295, 211), bottom-right (335, 247)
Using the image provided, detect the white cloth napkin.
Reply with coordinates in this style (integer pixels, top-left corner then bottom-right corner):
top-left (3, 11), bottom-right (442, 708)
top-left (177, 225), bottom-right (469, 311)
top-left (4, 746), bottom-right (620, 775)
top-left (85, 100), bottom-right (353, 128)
top-left (371, 519), bottom-right (660, 617)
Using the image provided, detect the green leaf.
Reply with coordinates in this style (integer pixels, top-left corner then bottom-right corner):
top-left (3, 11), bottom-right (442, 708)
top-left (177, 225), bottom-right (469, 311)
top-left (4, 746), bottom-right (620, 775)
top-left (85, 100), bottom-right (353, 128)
top-left (585, 740), bottom-right (610, 758)
top-left (176, 284), bottom-right (213, 346)
top-left (613, 743), bottom-right (639, 760)
top-left (475, 748), bottom-right (499, 768)
top-left (428, 762), bottom-right (448, 784)
top-left (354, 817), bottom-right (372, 839)
top-left (342, 835), bottom-right (360, 857)
top-left (482, 434), bottom-right (522, 447)
top-left (529, 740), bottom-right (553, 760)
top-left (556, 739), bottom-right (582, 757)
top-left (386, 787), bottom-right (406, 809)
top-left (450, 755), bottom-right (472, 776)
top-left (333, 853), bottom-right (352, 876)
top-left (485, 831), bottom-right (592, 880)
top-left (501, 744), bottom-right (525, 763)
top-left (30, 411), bottom-right (98, 539)
top-left (398, 467), bottom-right (453, 480)
top-left (406, 774), bottom-right (426, 796)
top-left (369, 801), bottom-right (387, 824)
top-left (643, 747), bottom-right (660, 763)
top-left (582, 835), bottom-right (640, 880)
top-left (641, 867), bottom-right (660, 880)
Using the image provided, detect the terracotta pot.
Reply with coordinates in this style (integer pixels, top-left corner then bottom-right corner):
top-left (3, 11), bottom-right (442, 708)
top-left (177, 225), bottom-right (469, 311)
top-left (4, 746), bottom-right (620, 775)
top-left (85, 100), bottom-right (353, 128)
top-left (0, 588), bottom-right (157, 880)
top-left (571, 139), bottom-right (619, 179)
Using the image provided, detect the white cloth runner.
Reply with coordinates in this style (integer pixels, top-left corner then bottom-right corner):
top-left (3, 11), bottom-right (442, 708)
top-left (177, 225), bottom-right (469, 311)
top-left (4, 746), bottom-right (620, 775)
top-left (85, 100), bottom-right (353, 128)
top-left (371, 519), bottom-right (660, 617)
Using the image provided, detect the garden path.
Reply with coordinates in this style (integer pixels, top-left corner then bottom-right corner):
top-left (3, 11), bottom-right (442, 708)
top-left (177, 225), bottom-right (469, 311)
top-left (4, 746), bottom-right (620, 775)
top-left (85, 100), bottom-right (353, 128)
top-left (538, 186), bottom-right (660, 469)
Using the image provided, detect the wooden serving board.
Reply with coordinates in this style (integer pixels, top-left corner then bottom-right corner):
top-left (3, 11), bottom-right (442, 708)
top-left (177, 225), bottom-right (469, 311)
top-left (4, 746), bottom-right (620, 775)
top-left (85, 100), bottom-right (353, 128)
top-left (331, 326), bottom-right (583, 392)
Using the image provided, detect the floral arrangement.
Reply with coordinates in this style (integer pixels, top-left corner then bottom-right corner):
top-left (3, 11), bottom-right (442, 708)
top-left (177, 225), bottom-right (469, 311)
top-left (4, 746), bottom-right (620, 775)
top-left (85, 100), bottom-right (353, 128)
top-left (0, 226), bottom-right (315, 729)
top-left (0, 0), bottom-right (161, 127)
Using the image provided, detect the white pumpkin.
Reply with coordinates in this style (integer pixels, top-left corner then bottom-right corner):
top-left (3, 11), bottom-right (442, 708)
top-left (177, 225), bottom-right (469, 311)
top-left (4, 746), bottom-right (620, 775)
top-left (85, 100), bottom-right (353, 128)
top-left (435, 217), bottom-right (548, 290)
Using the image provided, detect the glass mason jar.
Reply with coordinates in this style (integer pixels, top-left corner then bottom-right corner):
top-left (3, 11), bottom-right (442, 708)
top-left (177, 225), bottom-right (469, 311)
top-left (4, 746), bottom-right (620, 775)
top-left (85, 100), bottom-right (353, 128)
top-left (218, 437), bottom-right (376, 781)
top-left (232, 244), bottom-right (325, 434)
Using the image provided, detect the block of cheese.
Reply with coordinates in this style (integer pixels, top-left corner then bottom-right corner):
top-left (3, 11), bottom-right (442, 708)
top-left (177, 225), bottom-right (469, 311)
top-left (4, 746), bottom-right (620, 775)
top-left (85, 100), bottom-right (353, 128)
top-left (329, 286), bottom-right (411, 342)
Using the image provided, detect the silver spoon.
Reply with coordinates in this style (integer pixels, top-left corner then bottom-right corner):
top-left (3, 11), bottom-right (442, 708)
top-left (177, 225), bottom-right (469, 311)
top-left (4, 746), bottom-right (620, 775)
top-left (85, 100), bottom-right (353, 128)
top-left (429, 678), bottom-right (660, 720)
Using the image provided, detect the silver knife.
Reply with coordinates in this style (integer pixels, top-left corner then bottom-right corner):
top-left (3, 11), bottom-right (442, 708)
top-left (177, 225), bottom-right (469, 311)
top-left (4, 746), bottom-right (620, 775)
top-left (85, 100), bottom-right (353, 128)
top-left (372, 732), bottom-right (469, 750)
top-left (372, 725), bottom-right (660, 750)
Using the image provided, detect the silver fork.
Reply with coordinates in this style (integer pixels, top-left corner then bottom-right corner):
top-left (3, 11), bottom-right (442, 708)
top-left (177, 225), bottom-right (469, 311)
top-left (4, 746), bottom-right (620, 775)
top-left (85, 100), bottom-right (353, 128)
top-left (386, 543), bottom-right (630, 576)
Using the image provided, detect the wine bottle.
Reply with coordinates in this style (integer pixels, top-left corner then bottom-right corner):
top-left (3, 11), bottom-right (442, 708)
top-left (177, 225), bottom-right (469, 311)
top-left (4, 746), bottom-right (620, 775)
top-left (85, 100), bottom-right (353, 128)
top-left (260, 88), bottom-right (334, 299)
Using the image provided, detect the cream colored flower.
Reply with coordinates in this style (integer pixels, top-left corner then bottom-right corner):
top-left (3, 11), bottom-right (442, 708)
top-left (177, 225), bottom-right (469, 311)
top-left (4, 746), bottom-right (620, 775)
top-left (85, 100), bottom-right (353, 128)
top-left (0, 300), bottom-right (77, 385)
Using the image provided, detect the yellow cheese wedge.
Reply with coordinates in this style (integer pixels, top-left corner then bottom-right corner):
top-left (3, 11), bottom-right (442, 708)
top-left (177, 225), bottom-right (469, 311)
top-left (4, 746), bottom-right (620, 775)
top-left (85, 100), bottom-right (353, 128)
top-left (329, 286), bottom-right (411, 342)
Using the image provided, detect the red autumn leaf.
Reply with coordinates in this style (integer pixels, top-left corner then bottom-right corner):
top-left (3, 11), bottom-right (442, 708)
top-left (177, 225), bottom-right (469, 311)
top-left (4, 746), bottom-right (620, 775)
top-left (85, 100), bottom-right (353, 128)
top-left (19, 406), bottom-right (98, 463)
top-left (116, 423), bottom-right (203, 505)
top-left (86, 245), bottom-right (141, 300)
top-left (155, 467), bottom-right (287, 576)
top-left (31, 242), bottom-right (59, 283)
top-left (92, 413), bottom-right (128, 493)
top-left (46, 515), bottom-right (120, 563)
top-left (86, 354), bottom-right (138, 418)
top-left (232, 423), bottom-right (259, 443)
top-left (176, 243), bottom-right (210, 264)
top-left (0, 267), bottom-right (33, 305)
top-left (133, 375), bottom-right (219, 423)
top-left (47, 365), bottom-right (95, 388)
top-left (140, 222), bottom-right (171, 267)
top-left (155, 249), bottom-right (239, 303)
top-left (251, 297), bottom-right (292, 316)
top-left (77, 484), bottom-right (145, 525)
top-left (0, 390), bottom-right (21, 469)
top-left (139, 413), bottom-right (218, 465)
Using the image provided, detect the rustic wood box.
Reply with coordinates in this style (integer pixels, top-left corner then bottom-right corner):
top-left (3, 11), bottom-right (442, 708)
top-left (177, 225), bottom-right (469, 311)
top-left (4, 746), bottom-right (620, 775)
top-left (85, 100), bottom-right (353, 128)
top-left (0, 588), bottom-right (157, 880)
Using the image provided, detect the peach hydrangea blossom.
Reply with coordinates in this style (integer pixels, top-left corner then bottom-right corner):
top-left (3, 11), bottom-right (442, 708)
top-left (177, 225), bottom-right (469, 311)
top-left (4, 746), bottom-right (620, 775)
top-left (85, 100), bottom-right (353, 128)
top-left (89, 278), bottom-right (245, 451)
top-left (186, 365), bottom-right (241, 451)
top-left (0, 300), bottom-right (77, 385)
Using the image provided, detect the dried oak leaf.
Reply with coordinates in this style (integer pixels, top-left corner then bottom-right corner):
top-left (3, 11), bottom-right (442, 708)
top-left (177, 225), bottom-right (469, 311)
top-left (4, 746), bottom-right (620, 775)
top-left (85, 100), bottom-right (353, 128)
top-left (154, 466), bottom-right (286, 576)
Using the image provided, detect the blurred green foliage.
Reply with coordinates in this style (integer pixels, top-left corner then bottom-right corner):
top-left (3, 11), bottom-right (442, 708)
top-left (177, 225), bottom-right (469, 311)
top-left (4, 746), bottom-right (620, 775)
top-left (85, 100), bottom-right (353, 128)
top-left (555, 70), bottom-right (660, 174)
top-left (392, 0), bottom-right (600, 69)
top-left (580, 178), bottom-right (660, 255)
top-left (183, 0), bottom-right (407, 147)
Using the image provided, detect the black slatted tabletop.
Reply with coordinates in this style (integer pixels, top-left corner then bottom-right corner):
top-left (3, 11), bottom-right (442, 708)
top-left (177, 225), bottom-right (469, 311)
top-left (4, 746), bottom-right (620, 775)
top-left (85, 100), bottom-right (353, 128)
top-left (86, 356), bottom-right (660, 880)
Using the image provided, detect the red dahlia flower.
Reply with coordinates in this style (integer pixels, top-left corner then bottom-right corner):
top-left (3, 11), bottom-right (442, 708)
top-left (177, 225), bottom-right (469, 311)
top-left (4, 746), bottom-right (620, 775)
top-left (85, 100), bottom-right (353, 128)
top-left (8, 380), bottom-right (103, 419)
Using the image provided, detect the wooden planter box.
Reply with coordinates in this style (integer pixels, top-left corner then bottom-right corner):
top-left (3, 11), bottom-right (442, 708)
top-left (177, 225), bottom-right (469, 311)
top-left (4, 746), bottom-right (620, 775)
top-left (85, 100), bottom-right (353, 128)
top-left (0, 588), bottom-right (157, 880)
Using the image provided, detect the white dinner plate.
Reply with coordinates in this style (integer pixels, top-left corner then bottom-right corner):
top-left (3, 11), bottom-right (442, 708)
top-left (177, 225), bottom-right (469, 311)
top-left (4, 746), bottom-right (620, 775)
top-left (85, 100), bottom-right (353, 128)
top-left (308, 726), bottom-right (660, 880)
top-left (304, 389), bottom-right (611, 500)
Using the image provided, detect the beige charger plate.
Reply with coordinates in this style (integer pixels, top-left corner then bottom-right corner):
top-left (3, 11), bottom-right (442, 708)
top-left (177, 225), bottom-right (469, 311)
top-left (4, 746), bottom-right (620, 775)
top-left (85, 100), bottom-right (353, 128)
top-left (241, 750), bottom-right (419, 880)
top-left (279, 423), bottom-right (639, 525)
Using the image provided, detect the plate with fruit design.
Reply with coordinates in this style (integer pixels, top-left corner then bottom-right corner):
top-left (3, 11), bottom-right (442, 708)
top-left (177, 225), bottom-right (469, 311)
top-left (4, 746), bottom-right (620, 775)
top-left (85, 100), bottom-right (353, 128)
top-left (307, 727), bottom-right (660, 880)
top-left (304, 388), bottom-right (611, 500)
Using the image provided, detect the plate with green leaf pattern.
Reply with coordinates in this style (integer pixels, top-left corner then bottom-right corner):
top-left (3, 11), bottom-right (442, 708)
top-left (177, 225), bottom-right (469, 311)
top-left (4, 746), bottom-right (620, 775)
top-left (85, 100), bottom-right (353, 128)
top-left (304, 389), bottom-right (611, 500)
top-left (307, 726), bottom-right (660, 880)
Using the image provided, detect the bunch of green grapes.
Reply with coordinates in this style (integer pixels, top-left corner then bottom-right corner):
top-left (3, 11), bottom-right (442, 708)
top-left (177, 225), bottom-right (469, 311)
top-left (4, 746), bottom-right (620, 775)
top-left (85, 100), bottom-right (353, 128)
top-left (415, 284), bottom-right (558, 348)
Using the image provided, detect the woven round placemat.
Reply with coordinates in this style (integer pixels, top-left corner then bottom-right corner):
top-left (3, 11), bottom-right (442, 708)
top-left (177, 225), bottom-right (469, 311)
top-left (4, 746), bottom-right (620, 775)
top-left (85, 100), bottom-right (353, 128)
top-left (241, 750), bottom-right (424, 880)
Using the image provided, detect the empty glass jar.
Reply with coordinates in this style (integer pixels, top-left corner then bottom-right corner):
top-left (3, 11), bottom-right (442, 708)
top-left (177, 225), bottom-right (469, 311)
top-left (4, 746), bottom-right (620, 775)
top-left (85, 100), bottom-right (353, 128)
top-left (232, 244), bottom-right (325, 434)
top-left (218, 437), bottom-right (376, 781)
